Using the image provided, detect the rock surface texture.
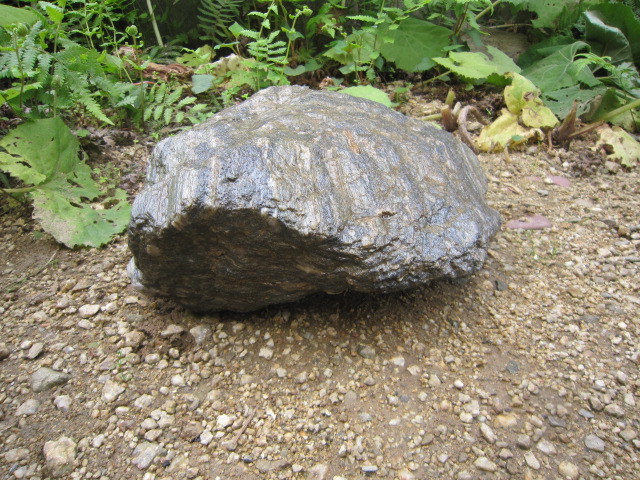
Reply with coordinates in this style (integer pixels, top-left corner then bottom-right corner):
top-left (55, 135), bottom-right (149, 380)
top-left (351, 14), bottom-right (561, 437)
top-left (128, 86), bottom-right (500, 311)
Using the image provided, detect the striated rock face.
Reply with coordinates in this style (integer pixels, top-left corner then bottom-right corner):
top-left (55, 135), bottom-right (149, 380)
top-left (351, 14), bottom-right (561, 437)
top-left (128, 86), bottom-right (500, 312)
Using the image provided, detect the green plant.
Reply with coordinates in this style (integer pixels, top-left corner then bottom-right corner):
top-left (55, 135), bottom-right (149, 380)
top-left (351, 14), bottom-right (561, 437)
top-left (142, 82), bottom-right (214, 129)
top-left (198, 0), bottom-right (243, 45)
top-left (0, 118), bottom-right (130, 247)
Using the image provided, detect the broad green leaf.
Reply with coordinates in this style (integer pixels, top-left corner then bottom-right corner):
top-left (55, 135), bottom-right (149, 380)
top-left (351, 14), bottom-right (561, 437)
top-left (584, 4), bottom-right (640, 67)
top-left (433, 46), bottom-right (521, 83)
top-left (177, 46), bottom-right (213, 68)
top-left (32, 173), bottom-right (131, 248)
top-left (284, 59), bottom-right (321, 76)
top-left (191, 74), bottom-right (215, 94)
top-left (521, 41), bottom-right (600, 94)
top-left (341, 86), bottom-right (393, 108)
top-left (284, 65), bottom-right (306, 76)
top-left (597, 126), bottom-right (640, 168)
top-left (379, 18), bottom-right (452, 72)
top-left (324, 31), bottom-right (378, 68)
top-left (517, 36), bottom-right (575, 68)
top-left (0, 4), bottom-right (37, 27)
top-left (522, 0), bottom-right (599, 29)
top-left (544, 85), bottom-right (607, 119)
top-left (0, 118), bottom-right (131, 247)
top-left (0, 118), bottom-right (78, 186)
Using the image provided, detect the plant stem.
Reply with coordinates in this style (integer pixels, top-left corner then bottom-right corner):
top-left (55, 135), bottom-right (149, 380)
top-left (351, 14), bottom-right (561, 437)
top-left (12, 30), bottom-right (25, 112)
top-left (421, 70), bottom-right (452, 86)
top-left (596, 97), bottom-right (640, 123)
top-left (145, 0), bottom-right (164, 47)
top-left (475, 0), bottom-right (502, 23)
top-left (1, 185), bottom-right (38, 194)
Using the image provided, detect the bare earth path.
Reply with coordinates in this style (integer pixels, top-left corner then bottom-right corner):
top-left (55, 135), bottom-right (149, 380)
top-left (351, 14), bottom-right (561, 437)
top-left (1, 101), bottom-right (638, 480)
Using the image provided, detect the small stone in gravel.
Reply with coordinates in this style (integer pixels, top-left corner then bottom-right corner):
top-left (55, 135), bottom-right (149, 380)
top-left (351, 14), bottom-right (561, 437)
top-left (604, 403), bottom-right (624, 417)
top-left (505, 360), bottom-right (519, 374)
top-left (131, 442), bottom-right (163, 469)
top-left (259, 347), bottom-right (274, 359)
top-left (619, 428), bottom-right (637, 442)
top-left (0, 342), bottom-right (11, 360)
top-left (216, 414), bottom-right (236, 429)
top-left (358, 345), bottom-right (375, 359)
top-left (43, 436), bottom-right (76, 478)
top-left (255, 459), bottom-right (289, 473)
top-left (160, 324), bottom-right (184, 337)
top-left (524, 451), bottom-right (540, 469)
top-left (536, 439), bottom-right (557, 455)
top-left (16, 399), bottom-right (40, 415)
top-left (102, 380), bottom-right (125, 403)
top-left (134, 394), bottom-right (154, 409)
top-left (200, 429), bottom-right (214, 445)
top-left (361, 465), bottom-right (378, 474)
top-left (31, 367), bottom-right (71, 393)
top-left (494, 413), bottom-right (518, 428)
top-left (480, 423), bottom-right (497, 443)
top-left (584, 434), bottom-right (606, 452)
top-left (516, 434), bottom-right (532, 449)
top-left (578, 408), bottom-right (594, 419)
top-left (91, 435), bottom-right (105, 448)
top-left (474, 457), bottom-right (497, 472)
top-left (170, 374), bottom-right (185, 386)
top-left (124, 331), bottom-right (145, 348)
top-left (189, 325), bottom-right (211, 345)
top-left (308, 463), bottom-right (328, 479)
top-left (391, 355), bottom-right (405, 367)
top-left (3, 448), bottom-right (30, 463)
top-left (78, 304), bottom-right (100, 318)
top-left (454, 379), bottom-right (464, 389)
top-left (558, 461), bottom-right (580, 479)
top-left (429, 375), bottom-right (442, 387)
top-left (26, 342), bottom-right (44, 359)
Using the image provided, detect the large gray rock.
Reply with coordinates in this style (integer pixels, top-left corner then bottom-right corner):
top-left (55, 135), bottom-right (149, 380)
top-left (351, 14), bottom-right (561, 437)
top-left (128, 86), bottom-right (500, 312)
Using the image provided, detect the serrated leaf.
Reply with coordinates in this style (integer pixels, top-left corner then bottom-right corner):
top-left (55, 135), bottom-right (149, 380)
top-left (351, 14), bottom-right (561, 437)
top-left (597, 125), bottom-right (640, 168)
top-left (32, 175), bottom-right (131, 248)
top-left (346, 15), bottom-right (378, 23)
top-left (544, 84), bottom-right (607, 119)
top-left (434, 46), bottom-right (521, 82)
top-left (379, 18), bottom-right (451, 72)
top-left (0, 4), bottom-right (37, 27)
top-left (1, 118), bottom-right (130, 247)
top-left (341, 86), bottom-right (392, 107)
top-left (521, 41), bottom-right (600, 93)
top-left (0, 118), bottom-right (78, 186)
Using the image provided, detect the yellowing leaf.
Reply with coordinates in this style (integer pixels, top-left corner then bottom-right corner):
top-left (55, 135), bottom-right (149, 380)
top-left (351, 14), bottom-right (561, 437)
top-left (505, 73), bottom-right (558, 128)
top-left (597, 125), bottom-right (640, 168)
top-left (476, 111), bottom-right (529, 152)
top-left (521, 97), bottom-right (559, 128)
top-left (504, 73), bottom-right (539, 114)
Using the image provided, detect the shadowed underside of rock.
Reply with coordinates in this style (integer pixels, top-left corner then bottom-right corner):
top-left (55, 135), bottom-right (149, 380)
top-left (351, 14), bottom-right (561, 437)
top-left (128, 86), bottom-right (500, 312)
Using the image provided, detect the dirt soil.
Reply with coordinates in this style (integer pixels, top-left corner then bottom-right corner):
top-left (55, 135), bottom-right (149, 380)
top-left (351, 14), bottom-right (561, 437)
top-left (1, 92), bottom-right (639, 480)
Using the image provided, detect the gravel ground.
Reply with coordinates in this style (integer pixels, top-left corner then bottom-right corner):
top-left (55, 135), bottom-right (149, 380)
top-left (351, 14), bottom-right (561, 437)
top-left (1, 106), bottom-right (639, 480)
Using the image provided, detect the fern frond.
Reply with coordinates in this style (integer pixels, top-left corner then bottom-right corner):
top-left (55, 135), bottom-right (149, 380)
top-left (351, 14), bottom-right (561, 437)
top-left (198, 0), bottom-right (243, 45)
top-left (77, 91), bottom-right (114, 125)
